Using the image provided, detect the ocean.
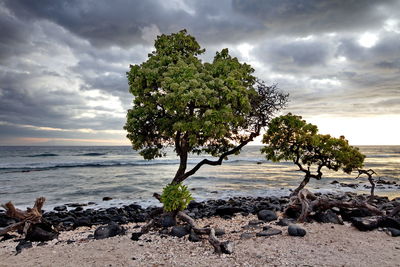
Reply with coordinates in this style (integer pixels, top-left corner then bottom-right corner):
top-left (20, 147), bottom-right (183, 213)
top-left (1, 146), bottom-right (399, 210)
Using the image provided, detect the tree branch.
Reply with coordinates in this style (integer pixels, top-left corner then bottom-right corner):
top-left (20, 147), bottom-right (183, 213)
top-left (172, 131), bottom-right (258, 184)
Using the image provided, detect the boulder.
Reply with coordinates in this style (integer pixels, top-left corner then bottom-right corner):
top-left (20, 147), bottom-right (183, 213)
top-left (257, 210), bottom-right (278, 222)
top-left (94, 222), bottom-right (125, 240)
top-left (215, 206), bottom-right (243, 216)
top-left (288, 225), bottom-right (307, 237)
top-left (160, 214), bottom-right (176, 228)
top-left (387, 227), bottom-right (400, 237)
top-left (26, 223), bottom-right (59, 242)
top-left (351, 216), bottom-right (380, 231)
top-left (170, 226), bottom-right (190, 238)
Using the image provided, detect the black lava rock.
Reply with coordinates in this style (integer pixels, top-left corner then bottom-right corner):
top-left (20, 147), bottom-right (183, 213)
top-left (54, 205), bottom-right (67, 212)
top-left (387, 227), bottom-right (400, 237)
top-left (103, 197), bottom-right (113, 201)
top-left (288, 225), bottom-right (307, 237)
top-left (313, 210), bottom-right (343, 225)
top-left (16, 240), bottom-right (32, 254)
top-left (188, 229), bottom-right (201, 242)
top-left (26, 223), bottom-right (59, 242)
top-left (276, 218), bottom-right (295, 226)
top-left (94, 222), bottom-right (125, 240)
top-left (170, 226), bottom-right (190, 238)
top-left (131, 232), bottom-right (143, 241)
top-left (256, 228), bottom-right (282, 237)
top-left (351, 216), bottom-right (380, 231)
top-left (216, 206), bottom-right (243, 216)
top-left (257, 210), bottom-right (278, 222)
top-left (160, 214), bottom-right (177, 228)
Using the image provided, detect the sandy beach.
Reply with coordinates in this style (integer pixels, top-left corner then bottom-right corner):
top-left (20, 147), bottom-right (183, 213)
top-left (1, 214), bottom-right (399, 267)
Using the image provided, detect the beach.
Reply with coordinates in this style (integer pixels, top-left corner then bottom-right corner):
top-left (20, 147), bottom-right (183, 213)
top-left (1, 214), bottom-right (399, 267)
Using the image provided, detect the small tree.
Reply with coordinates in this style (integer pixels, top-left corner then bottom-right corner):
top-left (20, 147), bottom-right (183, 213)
top-left (261, 113), bottom-right (365, 196)
top-left (124, 30), bottom-right (288, 210)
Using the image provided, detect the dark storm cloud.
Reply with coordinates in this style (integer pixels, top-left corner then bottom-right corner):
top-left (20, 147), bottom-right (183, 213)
top-left (254, 38), bottom-right (333, 73)
top-left (232, 0), bottom-right (399, 36)
top-left (0, 0), bottom-right (399, 144)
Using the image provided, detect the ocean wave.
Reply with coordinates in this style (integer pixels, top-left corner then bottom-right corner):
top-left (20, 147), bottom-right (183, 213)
top-left (76, 153), bottom-right (107, 156)
top-left (0, 158), bottom-right (271, 173)
top-left (25, 153), bottom-right (59, 157)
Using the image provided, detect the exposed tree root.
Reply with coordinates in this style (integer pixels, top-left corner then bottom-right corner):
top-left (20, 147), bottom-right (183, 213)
top-left (0, 197), bottom-right (50, 237)
top-left (133, 194), bottom-right (233, 254)
top-left (285, 189), bottom-right (384, 222)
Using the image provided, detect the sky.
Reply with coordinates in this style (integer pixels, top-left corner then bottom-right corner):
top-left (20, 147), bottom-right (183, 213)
top-left (0, 0), bottom-right (399, 146)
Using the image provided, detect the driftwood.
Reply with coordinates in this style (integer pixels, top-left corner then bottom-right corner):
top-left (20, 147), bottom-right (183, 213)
top-left (0, 197), bottom-right (46, 237)
top-left (285, 189), bottom-right (384, 222)
top-left (134, 193), bottom-right (233, 254)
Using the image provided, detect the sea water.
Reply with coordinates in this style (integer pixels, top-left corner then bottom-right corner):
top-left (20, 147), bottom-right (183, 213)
top-left (0, 146), bottom-right (399, 210)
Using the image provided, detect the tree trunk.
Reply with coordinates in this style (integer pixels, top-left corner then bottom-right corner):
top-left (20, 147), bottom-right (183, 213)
top-left (291, 175), bottom-right (311, 196)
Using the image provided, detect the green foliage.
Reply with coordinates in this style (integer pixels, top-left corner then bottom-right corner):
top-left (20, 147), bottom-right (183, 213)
top-left (160, 183), bottom-right (193, 212)
top-left (124, 29), bottom-right (288, 160)
top-left (261, 113), bottom-right (365, 178)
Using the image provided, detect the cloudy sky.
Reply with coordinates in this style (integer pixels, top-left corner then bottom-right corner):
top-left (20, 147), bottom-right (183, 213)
top-left (0, 0), bottom-right (399, 146)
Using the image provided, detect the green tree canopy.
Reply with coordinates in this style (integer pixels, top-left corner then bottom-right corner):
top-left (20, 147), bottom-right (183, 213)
top-left (261, 113), bottom-right (365, 195)
top-left (125, 30), bottom-right (288, 186)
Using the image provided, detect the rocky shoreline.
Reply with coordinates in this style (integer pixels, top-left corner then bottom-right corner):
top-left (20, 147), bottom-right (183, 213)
top-left (2, 192), bottom-right (399, 241)
top-left (1, 191), bottom-right (400, 266)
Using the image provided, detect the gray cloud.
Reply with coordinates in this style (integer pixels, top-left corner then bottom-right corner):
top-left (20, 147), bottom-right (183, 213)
top-left (0, 0), bottom-right (399, 145)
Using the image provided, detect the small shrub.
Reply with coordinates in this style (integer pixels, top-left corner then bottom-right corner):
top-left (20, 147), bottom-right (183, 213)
top-left (161, 183), bottom-right (193, 212)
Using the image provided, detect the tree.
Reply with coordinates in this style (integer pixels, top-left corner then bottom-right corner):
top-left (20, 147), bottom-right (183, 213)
top-left (125, 29), bottom-right (287, 202)
top-left (124, 30), bottom-right (287, 252)
top-left (261, 113), bottom-right (365, 196)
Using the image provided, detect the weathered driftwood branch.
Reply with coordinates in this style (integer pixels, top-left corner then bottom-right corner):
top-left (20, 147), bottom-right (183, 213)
top-left (177, 211), bottom-right (233, 254)
top-left (285, 189), bottom-right (383, 222)
top-left (0, 197), bottom-right (45, 237)
top-left (133, 192), bottom-right (233, 254)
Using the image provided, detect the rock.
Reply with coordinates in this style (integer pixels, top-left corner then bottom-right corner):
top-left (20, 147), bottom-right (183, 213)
top-left (331, 180), bottom-right (339, 184)
top-left (313, 210), bottom-right (343, 224)
top-left (288, 225), bottom-right (307, 237)
top-left (216, 206), bottom-right (243, 216)
top-left (103, 197), bottom-right (113, 201)
top-left (220, 241), bottom-right (234, 254)
top-left (131, 232), bottom-right (142, 241)
top-left (54, 205), bottom-right (67, 212)
top-left (0, 233), bottom-right (17, 242)
top-left (26, 223), bottom-right (59, 242)
top-left (16, 240), bottom-right (32, 254)
top-left (189, 229), bottom-right (201, 242)
top-left (257, 210), bottom-right (278, 222)
top-left (94, 222), bottom-right (125, 240)
top-left (276, 218), bottom-right (294, 226)
top-left (387, 227), bottom-right (400, 237)
top-left (248, 219), bottom-right (264, 226)
top-left (74, 216), bottom-right (92, 228)
top-left (256, 228), bottom-right (282, 237)
top-left (351, 216), bottom-right (380, 231)
top-left (160, 214), bottom-right (176, 228)
top-left (170, 226), bottom-right (190, 238)
top-left (240, 233), bottom-right (255, 239)
top-left (378, 216), bottom-right (400, 230)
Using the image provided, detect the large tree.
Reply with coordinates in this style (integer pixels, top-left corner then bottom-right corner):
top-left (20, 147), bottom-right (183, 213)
top-left (261, 113), bottom-right (365, 196)
top-left (125, 30), bottom-right (288, 198)
top-left (125, 30), bottom-right (287, 252)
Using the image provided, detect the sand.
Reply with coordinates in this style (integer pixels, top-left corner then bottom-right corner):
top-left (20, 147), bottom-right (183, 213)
top-left (1, 214), bottom-right (399, 267)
